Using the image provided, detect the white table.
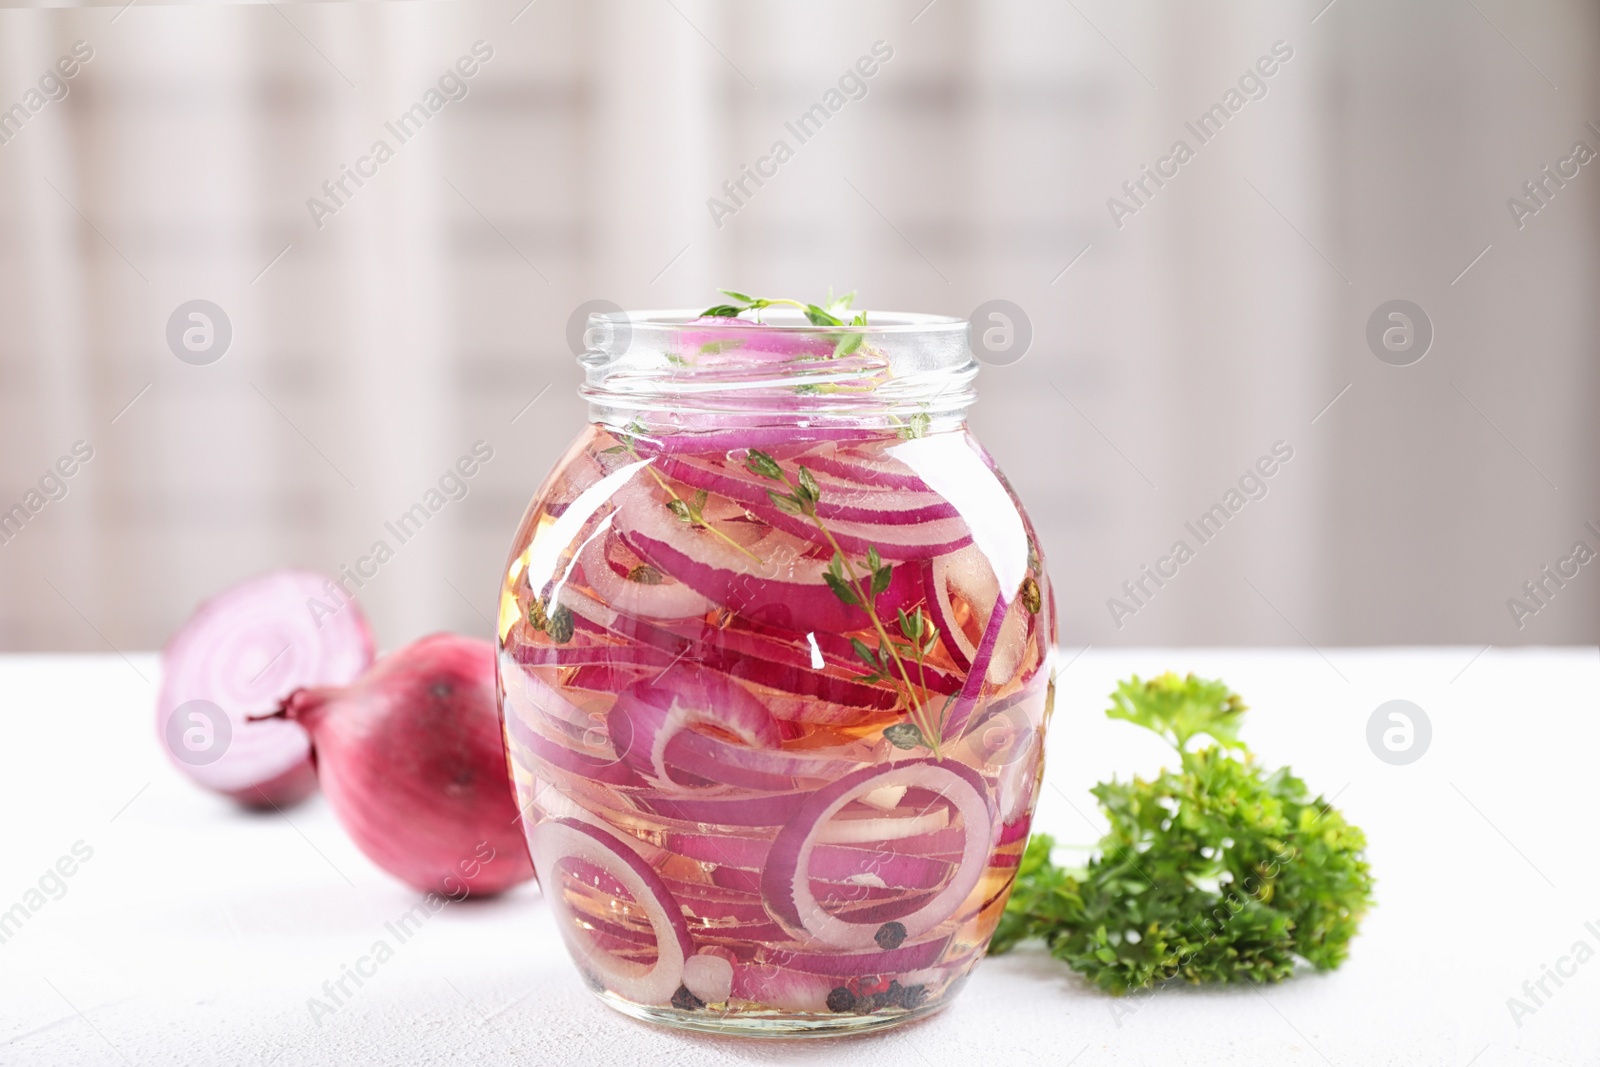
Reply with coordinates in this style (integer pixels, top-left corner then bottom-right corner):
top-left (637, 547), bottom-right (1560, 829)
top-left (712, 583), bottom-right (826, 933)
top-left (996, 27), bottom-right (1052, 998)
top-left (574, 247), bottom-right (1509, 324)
top-left (1, 648), bottom-right (1594, 1066)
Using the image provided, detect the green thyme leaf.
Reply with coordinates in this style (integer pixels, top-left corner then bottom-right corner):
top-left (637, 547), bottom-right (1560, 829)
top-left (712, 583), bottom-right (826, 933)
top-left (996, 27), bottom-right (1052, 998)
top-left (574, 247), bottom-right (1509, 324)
top-left (666, 499), bottom-right (693, 524)
top-left (693, 489), bottom-right (708, 512)
top-left (823, 570), bottom-right (859, 607)
top-left (718, 289), bottom-right (756, 303)
top-left (766, 489), bottom-right (804, 515)
top-left (745, 449), bottom-right (784, 482)
top-left (871, 563), bottom-right (892, 598)
top-left (833, 332), bottom-right (865, 358)
top-left (897, 607), bottom-right (920, 642)
top-left (850, 638), bottom-right (878, 669)
top-left (627, 565), bottom-right (663, 585)
top-left (1020, 575), bottom-right (1042, 615)
top-left (701, 304), bottom-right (744, 318)
top-left (527, 597), bottom-right (550, 632)
top-left (803, 303), bottom-right (845, 327)
top-left (796, 466), bottom-right (820, 504)
top-left (895, 411), bottom-right (931, 440)
top-left (546, 605), bottom-right (575, 644)
top-left (883, 722), bottom-right (925, 750)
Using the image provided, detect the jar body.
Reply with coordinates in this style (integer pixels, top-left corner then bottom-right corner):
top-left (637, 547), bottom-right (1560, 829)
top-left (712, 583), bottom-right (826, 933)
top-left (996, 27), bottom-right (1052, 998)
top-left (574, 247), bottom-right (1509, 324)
top-left (497, 418), bottom-right (1055, 1036)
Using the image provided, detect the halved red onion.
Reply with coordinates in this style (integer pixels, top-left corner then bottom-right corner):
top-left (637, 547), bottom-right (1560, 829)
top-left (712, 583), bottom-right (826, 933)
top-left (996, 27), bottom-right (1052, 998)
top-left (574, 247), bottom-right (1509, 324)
top-left (531, 818), bottom-right (693, 1006)
top-left (157, 569), bottom-right (373, 807)
top-left (760, 759), bottom-right (993, 950)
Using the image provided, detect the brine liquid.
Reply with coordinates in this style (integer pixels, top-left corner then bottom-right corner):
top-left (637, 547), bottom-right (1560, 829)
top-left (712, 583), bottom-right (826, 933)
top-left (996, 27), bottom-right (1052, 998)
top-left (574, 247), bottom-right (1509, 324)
top-left (497, 425), bottom-right (1054, 1032)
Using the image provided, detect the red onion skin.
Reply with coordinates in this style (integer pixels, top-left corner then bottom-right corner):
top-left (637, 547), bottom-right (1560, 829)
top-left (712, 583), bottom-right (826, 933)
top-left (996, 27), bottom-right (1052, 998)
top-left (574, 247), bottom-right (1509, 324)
top-left (278, 633), bottom-right (534, 896)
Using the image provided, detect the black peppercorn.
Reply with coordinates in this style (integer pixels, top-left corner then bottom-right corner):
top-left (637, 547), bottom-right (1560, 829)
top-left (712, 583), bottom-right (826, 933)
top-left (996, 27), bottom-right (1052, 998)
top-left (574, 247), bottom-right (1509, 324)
top-left (875, 921), bottom-right (908, 950)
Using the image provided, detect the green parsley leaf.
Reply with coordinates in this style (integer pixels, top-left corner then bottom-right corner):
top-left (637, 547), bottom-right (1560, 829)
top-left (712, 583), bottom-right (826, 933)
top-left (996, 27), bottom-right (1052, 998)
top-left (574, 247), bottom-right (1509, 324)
top-left (989, 673), bottom-right (1375, 997)
top-left (1109, 672), bottom-right (1246, 753)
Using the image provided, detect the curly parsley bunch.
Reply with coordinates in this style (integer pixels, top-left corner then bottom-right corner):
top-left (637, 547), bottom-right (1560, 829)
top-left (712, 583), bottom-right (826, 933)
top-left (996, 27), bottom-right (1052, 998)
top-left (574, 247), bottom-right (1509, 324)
top-left (991, 673), bottom-right (1374, 995)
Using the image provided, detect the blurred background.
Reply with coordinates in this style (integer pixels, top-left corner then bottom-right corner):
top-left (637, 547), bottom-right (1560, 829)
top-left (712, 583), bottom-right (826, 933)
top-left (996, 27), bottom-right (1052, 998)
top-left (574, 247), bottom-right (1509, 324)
top-left (0, 0), bottom-right (1595, 654)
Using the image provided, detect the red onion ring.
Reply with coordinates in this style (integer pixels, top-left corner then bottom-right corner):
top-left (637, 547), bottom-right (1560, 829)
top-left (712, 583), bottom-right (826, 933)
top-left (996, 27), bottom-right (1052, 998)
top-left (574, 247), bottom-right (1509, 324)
top-left (738, 501), bottom-right (973, 562)
top-left (531, 818), bottom-right (693, 1006)
top-left (615, 483), bottom-right (924, 636)
top-left (577, 524), bottom-right (715, 620)
top-left (760, 759), bottom-right (993, 950)
top-left (607, 669), bottom-right (790, 792)
top-left (557, 582), bottom-right (898, 711)
top-left (654, 453), bottom-right (960, 524)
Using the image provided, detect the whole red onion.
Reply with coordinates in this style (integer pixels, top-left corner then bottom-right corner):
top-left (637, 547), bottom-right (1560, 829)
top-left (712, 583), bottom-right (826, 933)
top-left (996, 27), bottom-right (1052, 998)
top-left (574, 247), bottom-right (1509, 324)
top-left (273, 633), bottom-right (534, 897)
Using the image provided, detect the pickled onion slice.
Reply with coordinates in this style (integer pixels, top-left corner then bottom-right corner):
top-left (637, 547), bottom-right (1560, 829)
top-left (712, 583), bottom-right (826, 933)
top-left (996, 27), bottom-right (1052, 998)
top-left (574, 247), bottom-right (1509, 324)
top-left (577, 525), bottom-right (714, 620)
top-left (157, 569), bottom-right (373, 807)
top-left (616, 483), bottom-right (923, 636)
top-left (760, 759), bottom-right (993, 950)
top-left (654, 454), bottom-right (960, 524)
top-left (531, 818), bottom-right (693, 1006)
top-left (607, 669), bottom-right (785, 791)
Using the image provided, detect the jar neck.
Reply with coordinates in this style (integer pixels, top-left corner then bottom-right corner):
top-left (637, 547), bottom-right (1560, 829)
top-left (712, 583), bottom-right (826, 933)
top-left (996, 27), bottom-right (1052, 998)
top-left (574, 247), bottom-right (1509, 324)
top-left (577, 309), bottom-right (977, 436)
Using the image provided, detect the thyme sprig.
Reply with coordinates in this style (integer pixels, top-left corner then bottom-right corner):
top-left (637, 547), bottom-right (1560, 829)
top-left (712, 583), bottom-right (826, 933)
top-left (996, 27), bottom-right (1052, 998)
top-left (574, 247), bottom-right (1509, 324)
top-left (744, 448), bottom-right (942, 753)
top-left (605, 422), bottom-right (764, 565)
top-left (701, 289), bottom-right (870, 358)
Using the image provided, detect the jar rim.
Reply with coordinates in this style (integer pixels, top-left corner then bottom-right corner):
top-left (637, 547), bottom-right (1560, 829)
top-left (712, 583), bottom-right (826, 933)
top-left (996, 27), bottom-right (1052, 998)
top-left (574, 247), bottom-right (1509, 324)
top-left (597, 308), bottom-right (968, 335)
top-left (577, 307), bottom-right (977, 432)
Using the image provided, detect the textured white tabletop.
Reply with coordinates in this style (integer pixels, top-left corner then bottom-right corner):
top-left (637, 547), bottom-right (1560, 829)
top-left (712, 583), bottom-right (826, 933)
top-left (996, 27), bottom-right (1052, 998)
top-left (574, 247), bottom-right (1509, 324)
top-left (1, 647), bottom-right (1595, 1066)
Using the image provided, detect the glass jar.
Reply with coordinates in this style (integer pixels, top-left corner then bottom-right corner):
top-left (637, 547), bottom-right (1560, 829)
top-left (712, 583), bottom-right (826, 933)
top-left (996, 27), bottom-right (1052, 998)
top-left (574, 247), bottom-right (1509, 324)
top-left (496, 307), bottom-right (1056, 1036)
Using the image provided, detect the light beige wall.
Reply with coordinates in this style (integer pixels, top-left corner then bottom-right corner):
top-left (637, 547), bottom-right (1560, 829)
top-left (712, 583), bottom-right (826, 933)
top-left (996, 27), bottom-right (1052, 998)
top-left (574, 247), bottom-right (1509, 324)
top-left (0, 0), bottom-right (1594, 653)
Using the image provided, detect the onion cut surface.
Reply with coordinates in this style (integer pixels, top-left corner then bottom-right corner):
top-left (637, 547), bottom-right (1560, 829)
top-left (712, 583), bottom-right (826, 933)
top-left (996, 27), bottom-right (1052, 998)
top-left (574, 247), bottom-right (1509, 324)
top-left (157, 569), bottom-right (373, 807)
